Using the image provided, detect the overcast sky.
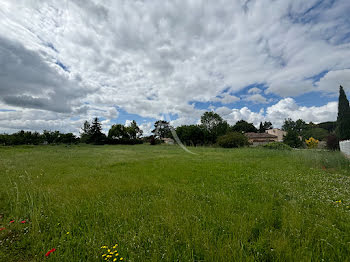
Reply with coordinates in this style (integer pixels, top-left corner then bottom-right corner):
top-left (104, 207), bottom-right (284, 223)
top-left (1, 0), bottom-right (350, 135)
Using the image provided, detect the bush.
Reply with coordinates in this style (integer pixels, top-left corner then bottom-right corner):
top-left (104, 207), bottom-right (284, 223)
top-left (263, 142), bottom-right (292, 150)
top-left (305, 137), bottom-right (319, 149)
top-left (217, 132), bottom-right (248, 148)
top-left (326, 134), bottom-right (339, 150)
top-left (283, 130), bottom-right (303, 148)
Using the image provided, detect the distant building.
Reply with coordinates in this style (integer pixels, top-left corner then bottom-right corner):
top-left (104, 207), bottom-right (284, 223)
top-left (265, 128), bottom-right (287, 142)
top-left (162, 138), bottom-right (174, 145)
top-left (245, 132), bottom-right (278, 146)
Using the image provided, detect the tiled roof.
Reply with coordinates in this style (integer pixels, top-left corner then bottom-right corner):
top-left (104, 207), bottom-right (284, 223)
top-left (245, 132), bottom-right (278, 139)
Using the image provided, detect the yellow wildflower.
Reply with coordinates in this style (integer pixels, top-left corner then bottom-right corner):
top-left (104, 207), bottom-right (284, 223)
top-left (120, 258), bottom-right (123, 261)
top-left (114, 259), bottom-right (117, 262)
top-left (66, 232), bottom-right (70, 235)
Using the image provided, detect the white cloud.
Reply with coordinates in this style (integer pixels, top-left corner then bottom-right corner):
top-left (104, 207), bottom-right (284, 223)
top-left (0, 0), bottom-right (349, 133)
top-left (215, 98), bottom-right (337, 128)
top-left (316, 69), bottom-right (350, 93)
top-left (248, 87), bottom-right (262, 94)
top-left (243, 94), bottom-right (269, 104)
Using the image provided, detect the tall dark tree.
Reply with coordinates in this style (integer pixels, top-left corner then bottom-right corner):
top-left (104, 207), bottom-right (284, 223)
top-left (283, 130), bottom-right (302, 148)
top-left (176, 125), bottom-right (205, 146)
top-left (259, 121), bottom-right (273, 133)
top-left (126, 120), bottom-right (143, 139)
top-left (232, 120), bottom-right (257, 133)
top-left (152, 120), bottom-right (172, 139)
top-left (89, 117), bottom-right (106, 144)
top-left (336, 85), bottom-right (350, 140)
top-left (200, 112), bottom-right (229, 143)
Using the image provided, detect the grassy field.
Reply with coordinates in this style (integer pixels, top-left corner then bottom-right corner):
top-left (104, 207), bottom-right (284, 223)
top-left (0, 144), bottom-right (350, 261)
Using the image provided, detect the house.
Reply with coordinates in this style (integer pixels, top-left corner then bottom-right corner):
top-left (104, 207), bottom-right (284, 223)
top-left (265, 128), bottom-right (287, 142)
top-left (162, 138), bottom-right (174, 145)
top-left (245, 132), bottom-right (278, 146)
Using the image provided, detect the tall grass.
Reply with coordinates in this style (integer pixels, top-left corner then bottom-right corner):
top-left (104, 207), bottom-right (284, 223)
top-left (0, 145), bottom-right (349, 261)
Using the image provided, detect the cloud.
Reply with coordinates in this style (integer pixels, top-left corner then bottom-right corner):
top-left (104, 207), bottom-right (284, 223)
top-left (243, 94), bottom-right (269, 104)
top-left (215, 98), bottom-right (337, 127)
top-left (248, 87), bottom-right (262, 94)
top-left (0, 0), bottom-right (349, 133)
top-left (316, 69), bottom-right (350, 93)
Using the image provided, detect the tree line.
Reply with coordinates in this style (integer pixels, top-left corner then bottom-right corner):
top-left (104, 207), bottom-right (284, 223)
top-left (1, 86), bottom-right (349, 149)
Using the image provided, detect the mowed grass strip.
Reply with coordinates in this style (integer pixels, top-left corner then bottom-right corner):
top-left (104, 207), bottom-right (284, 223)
top-left (0, 145), bottom-right (349, 261)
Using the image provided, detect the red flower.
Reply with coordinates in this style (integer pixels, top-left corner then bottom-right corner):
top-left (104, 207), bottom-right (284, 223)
top-left (45, 248), bottom-right (56, 257)
top-left (0, 227), bottom-right (6, 231)
top-left (9, 220), bottom-right (14, 223)
top-left (21, 220), bottom-right (26, 224)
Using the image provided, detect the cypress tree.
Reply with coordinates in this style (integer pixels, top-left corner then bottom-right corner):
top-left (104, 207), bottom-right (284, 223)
top-left (336, 85), bottom-right (350, 140)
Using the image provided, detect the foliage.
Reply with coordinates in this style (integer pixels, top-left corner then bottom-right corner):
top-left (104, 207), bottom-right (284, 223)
top-left (283, 130), bottom-right (303, 148)
top-left (1, 145), bottom-right (350, 261)
top-left (149, 135), bottom-right (161, 145)
top-left (262, 142), bottom-right (292, 150)
top-left (152, 120), bottom-right (172, 139)
top-left (200, 112), bottom-right (229, 144)
top-left (305, 137), bottom-right (319, 149)
top-left (302, 127), bottom-right (329, 141)
top-left (317, 121), bottom-right (337, 133)
top-left (175, 125), bottom-right (204, 146)
top-left (258, 121), bottom-right (273, 133)
top-left (108, 121), bottom-right (143, 145)
top-left (336, 85), bottom-right (350, 140)
top-left (282, 118), bottom-right (308, 135)
top-left (0, 130), bottom-right (78, 145)
top-left (326, 134), bottom-right (339, 151)
top-left (81, 118), bottom-right (106, 144)
top-left (231, 120), bottom-right (257, 133)
top-left (217, 132), bottom-right (248, 148)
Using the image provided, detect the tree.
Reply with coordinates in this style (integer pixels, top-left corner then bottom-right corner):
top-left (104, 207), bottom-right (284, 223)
top-left (126, 120), bottom-right (143, 139)
top-left (176, 125), bottom-right (205, 146)
top-left (80, 120), bottom-right (92, 143)
top-left (88, 117), bottom-right (106, 144)
top-left (217, 132), bottom-right (249, 148)
top-left (108, 124), bottom-right (127, 140)
top-left (336, 85), bottom-right (350, 140)
top-left (259, 121), bottom-right (273, 133)
top-left (283, 130), bottom-right (302, 148)
top-left (282, 118), bottom-right (308, 135)
top-left (302, 128), bottom-right (329, 141)
top-left (200, 112), bottom-right (229, 143)
top-left (152, 120), bottom-right (172, 139)
top-left (232, 120), bottom-right (257, 133)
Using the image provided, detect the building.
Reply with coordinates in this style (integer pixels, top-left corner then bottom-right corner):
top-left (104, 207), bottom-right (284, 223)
top-left (245, 132), bottom-right (278, 146)
top-left (265, 128), bottom-right (287, 142)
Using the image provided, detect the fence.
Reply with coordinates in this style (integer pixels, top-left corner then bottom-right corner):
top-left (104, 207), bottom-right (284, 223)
top-left (339, 140), bottom-right (350, 157)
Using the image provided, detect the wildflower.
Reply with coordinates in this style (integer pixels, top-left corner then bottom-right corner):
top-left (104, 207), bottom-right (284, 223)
top-left (102, 254), bottom-right (106, 257)
top-left (45, 248), bottom-right (56, 257)
top-left (114, 259), bottom-right (117, 262)
top-left (120, 258), bottom-right (123, 261)
top-left (66, 232), bottom-right (70, 235)
top-left (9, 220), bottom-right (14, 224)
top-left (0, 227), bottom-right (6, 231)
top-left (21, 220), bottom-right (26, 224)
top-left (108, 249), bottom-right (111, 252)
top-left (101, 246), bottom-right (108, 249)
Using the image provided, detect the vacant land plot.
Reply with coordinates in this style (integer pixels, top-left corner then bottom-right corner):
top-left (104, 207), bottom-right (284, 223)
top-left (0, 145), bottom-right (349, 261)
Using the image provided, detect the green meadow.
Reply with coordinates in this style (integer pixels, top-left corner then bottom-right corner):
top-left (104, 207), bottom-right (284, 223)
top-left (0, 144), bottom-right (350, 261)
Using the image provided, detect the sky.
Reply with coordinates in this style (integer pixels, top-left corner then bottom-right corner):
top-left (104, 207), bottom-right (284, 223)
top-left (1, 0), bottom-right (350, 136)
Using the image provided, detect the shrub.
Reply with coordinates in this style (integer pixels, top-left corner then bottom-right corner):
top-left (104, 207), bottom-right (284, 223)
top-left (326, 134), bottom-right (339, 150)
top-left (305, 137), bottom-right (319, 149)
top-left (217, 132), bottom-right (248, 148)
top-left (263, 142), bottom-right (292, 150)
top-left (283, 130), bottom-right (303, 148)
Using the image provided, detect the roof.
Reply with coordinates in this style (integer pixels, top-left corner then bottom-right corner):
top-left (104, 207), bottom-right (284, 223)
top-left (245, 132), bottom-right (278, 139)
